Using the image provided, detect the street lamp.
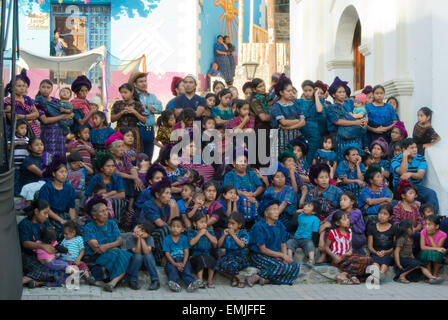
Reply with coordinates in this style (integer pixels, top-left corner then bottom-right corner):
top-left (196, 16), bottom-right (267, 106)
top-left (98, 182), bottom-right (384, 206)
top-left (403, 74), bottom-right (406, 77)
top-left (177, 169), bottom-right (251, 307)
top-left (242, 62), bottom-right (259, 80)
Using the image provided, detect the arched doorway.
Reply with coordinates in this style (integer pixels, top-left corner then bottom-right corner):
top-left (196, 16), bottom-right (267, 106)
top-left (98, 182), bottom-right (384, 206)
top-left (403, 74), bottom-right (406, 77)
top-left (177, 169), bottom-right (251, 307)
top-left (353, 20), bottom-right (364, 91)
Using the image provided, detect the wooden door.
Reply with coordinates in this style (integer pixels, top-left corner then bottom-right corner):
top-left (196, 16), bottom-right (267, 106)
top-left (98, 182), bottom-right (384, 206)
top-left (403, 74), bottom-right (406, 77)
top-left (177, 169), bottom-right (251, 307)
top-left (353, 20), bottom-right (364, 92)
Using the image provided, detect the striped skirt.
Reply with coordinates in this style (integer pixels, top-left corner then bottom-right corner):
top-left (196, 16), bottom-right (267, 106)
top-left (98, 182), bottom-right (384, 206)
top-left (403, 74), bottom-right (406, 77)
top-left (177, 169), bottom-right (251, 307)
top-left (109, 198), bottom-right (128, 227)
top-left (41, 124), bottom-right (66, 158)
top-left (215, 254), bottom-right (250, 275)
top-left (277, 129), bottom-right (303, 155)
top-left (335, 135), bottom-right (363, 162)
top-left (332, 254), bottom-right (373, 279)
top-left (85, 249), bottom-right (132, 281)
top-left (250, 253), bottom-right (301, 285)
top-left (22, 253), bottom-right (67, 287)
top-left (152, 225), bottom-right (171, 266)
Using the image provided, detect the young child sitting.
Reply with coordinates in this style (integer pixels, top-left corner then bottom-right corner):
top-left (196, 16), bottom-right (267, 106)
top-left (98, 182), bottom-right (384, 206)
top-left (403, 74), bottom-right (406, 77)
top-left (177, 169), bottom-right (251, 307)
top-left (126, 220), bottom-right (160, 290)
top-left (155, 109), bottom-right (176, 148)
top-left (34, 227), bottom-right (69, 271)
top-left (60, 221), bottom-right (94, 283)
top-left (324, 211), bottom-right (373, 285)
top-left (89, 111), bottom-right (115, 153)
top-left (188, 213), bottom-right (218, 288)
top-left (313, 135), bottom-right (337, 179)
top-left (67, 125), bottom-right (95, 169)
top-left (394, 219), bottom-right (444, 284)
top-left (12, 120), bottom-right (29, 196)
top-left (215, 212), bottom-right (250, 288)
top-left (367, 204), bottom-right (396, 281)
top-left (58, 87), bottom-right (75, 135)
top-left (420, 204), bottom-right (435, 228)
top-left (388, 121), bottom-right (407, 160)
top-left (121, 128), bottom-right (139, 166)
top-left (66, 152), bottom-right (93, 214)
top-left (186, 191), bottom-right (207, 226)
top-left (336, 145), bottom-right (366, 198)
top-left (392, 181), bottom-right (422, 232)
top-left (163, 217), bottom-right (201, 292)
top-left (136, 153), bottom-right (151, 188)
top-left (218, 185), bottom-right (239, 219)
top-left (350, 93), bottom-right (367, 119)
top-left (174, 108), bottom-right (196, 141)
top-left (177, 184), bottom-right (195, 230)
top-left (419, 215), bottom-right (447, 279)
top-left (413, 107), bottom-right (441, 156)
top-left (226, 99), bottom-right (255, 133)
top-left (287, 200), bottom-right (321, 266)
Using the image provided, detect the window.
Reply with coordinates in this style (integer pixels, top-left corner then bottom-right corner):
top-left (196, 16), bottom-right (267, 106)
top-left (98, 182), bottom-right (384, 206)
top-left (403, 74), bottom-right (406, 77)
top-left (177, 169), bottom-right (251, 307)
top-left (50, 3), bottom-right (111, 87)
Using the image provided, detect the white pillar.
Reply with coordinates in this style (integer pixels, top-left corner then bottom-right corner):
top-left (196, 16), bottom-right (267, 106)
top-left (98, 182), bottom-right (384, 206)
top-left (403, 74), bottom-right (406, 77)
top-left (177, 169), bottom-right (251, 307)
top-left (249, 0), bottom-right (254, 43)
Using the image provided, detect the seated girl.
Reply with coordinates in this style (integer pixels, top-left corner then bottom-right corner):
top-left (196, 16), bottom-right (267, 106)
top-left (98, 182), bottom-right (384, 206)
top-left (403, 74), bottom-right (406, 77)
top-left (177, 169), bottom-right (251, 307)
top-left (335, 145), bottom-right (366, 198)
top-left (419, 215), bottom-right (447, 278)
top-left (387, 121), bottom-right (407, 160)
top-left (158, 145), bottom-right (186, 198)
top-left (276, 148), bottom-right (307, 207)
top-left (359, 164), bottom-right (393, 217)
top-left (263, 170), bottom-right (298, 232)
top-left (67, 125), bottom-right (95, 169)
top-left (226, 99), bottom-right (255, 133)
top-left (223, 152), bottom-right (264, 229)
top-left (217, 185), bottom-right (239, 219)
top-left (367, 204), bottom-right (396, 280)
top-left (392, 181), bottom-right (423, 232)
top-left (369, 138), bottom-right (391, 182)
top-left (289, 136), bottom-right (310, 184)
top-left (215, 212), bottom-right (250, 288)
top-left (313, 135), bottom-right (337, 179)
top-left (135, 163), bottom-right (168, 211)
top-left (247, 195), bottom-right (301, 286)
top-left (177, 184), bottom-right (195, 230)
top-left (89, 111), bottom-right (115, 153)
top-left (121, 128), bottom-right (139, 166)
top-left (34, 227), bottom-right (69, 271)
top-left (324, 211), bottom-right (373, 285)
top-left (202, 182), bottom-right (226, 238)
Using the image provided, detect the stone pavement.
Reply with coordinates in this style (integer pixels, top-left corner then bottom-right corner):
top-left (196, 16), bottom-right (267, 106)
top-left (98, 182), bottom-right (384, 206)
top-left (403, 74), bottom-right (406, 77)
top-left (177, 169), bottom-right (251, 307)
top-left (21, 280), bottom-right (448, 300)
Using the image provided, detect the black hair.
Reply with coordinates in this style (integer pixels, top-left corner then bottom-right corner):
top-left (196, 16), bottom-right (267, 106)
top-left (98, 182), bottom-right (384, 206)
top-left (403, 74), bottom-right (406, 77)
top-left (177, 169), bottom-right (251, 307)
top-left (420, 203), bottom-right (434, 215)
top-left (92, 182), bottom-right (106, 194)
top-left (146, 167), bottom-right (166, 183)
top-left (157, 109), bottom-right (175, 127)
top-left (272, 170), bottom-right (286, 179)
top-left (170, 216), bottom-right (185, 227)
top-left (120, 127), bottom-right (135, 139)
top-left (378, 204), bottom-right (394, 217)
top-left (233, 99), bottom-right (249, 117)
top-left (16, 119), bottom-right (28, 129)
top-left (136, 153), bottom-right (150, 166)
top-left (181, 108), bottom-right (196, 121)
top-left (93, 111), bottom-right (108, 128)
top-left (395, 219), bottom-right (414, 241)
top-left (27, 137), bottom-right (43, 153)
top-left (213, 80), bottom-right (225, 92)
top-left (192, 212), bottom-right (207, 223)
top-left (301, 80), bottom-right (315, 90)
top-left (321, 135), bottom-right (334, 149)
top-left (193, 191), bottom-right (205, 199)
top-left (344, 147), bottom-right (359, 158)
top-left (400, 185), bottom-right (418, 199)
top-left (307, 200), bottom-right (323, 217)
top-left (203, 181), bottom-right (217, 192)
top-left (119, 82), bottom-right (140, 101)
top-left (189, 169), bottom-right (204, 187)
top-left (217, 35), bottom-right (223, 40)
top-left (251, 78), bottom-right (264, 90)
top-left (23, 199), bottom-right (50, 220)
top-left (182, 183), bottom-right (195, 194)
top-left (341, 191), bottom-right (358, 209)
top-left (40, 227), bottom-right (57, 245)
top-left (138, 220), bottom-right (156, 235)
top-left (330, 210), bottom-right (347, 230)
top-left (221, 184), bottom-right (237, 196)
top-left (217, 88), bottom-right (232, 105)
top-left (365, 165), bottom-right (383, 185)
top-left (62, 220), bottom-right (81, 236)
top-left (426, 215), bottom-right (442, 226)
top-left (386, 97), bottom-right (399, 108)
top-left (373, 85), bottom-right (385, 94)
top-left (205, 93), bottom-right (217, 105)
top-left (75, 125), bottom-right (90, 139)
top-left (228, 211), bottom-right (245, 227)
top-left (276, 78), bottom-right (293, 97)
top-left (202, 116), bottom-right (216, 128)
top-left (400, 138), bottom-right (415, 150)
top-left (67, 151), bottom-right (82, 163)
top-left (419, 107), bottom-right (433, 122)
top-left (242, 81), bottom-right (253, 93)
top-left (215, 123), bottom-right (226, 131)
top-left (36, 79), bottom-right (53, 98)
top-left (362, 152), bottom-right (374, 164)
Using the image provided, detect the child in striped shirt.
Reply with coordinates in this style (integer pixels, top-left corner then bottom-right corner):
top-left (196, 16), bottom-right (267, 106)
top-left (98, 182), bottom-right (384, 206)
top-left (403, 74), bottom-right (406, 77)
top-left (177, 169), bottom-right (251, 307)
top-left (12, 119), bottom-right (29, 167)
top-left (325, 211), bottom-right (373, 285)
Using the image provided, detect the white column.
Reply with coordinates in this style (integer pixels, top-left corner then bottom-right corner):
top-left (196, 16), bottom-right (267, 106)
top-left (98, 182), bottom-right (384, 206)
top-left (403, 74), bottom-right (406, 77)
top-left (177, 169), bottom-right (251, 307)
top-left (249, 0), bottom-right (254, 43)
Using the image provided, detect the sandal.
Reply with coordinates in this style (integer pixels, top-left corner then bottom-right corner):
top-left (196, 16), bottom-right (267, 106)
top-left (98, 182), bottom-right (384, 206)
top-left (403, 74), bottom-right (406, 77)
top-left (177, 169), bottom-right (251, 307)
top-left (246, 274), bottom-right (258, 287)
top-left (207, 282), bottom-right (215, 288)
top-left (237, 281), bottom-right (246, 288)
top-left (103, 283), bottom-right (114, 292)
top-left (198, 280), bottom-right (206, 289)
top-left (259, 277), bottom-right (266, 286)
top-left (337, 278), bottom-right (354, 285)
top-left (397, 277), bottom-right (410, 284)
top-left (351, 277), bottom-right (361, 285)
top-left (429, 277), bottom-right (444, 285)
top-left (231, 279), bottom-right (239, 287)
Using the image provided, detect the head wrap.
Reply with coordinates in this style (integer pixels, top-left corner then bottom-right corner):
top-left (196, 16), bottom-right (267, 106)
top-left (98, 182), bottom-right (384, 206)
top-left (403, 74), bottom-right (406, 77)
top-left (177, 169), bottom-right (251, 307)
top-left (89, 96), bottom-right (102, 107)
top-left (16, 69), bottom-right (31, 87)
top-left (258, 193), bottom-right (281, 217)
top-left (170, 76), bottom-right (184, 96)
top-left (279, 148), bottom-right (297, 163)
top-left (85, 194), bottom-right (108, 218)
top-left (288, 136), bottom-right (309, 156)
top-left (355, 93), bottom-right (367, 104)
top-left (105, 131), bottom-right (124, 150)
top-left (128, 72), bottom-right (148, 85)
top-left (43, 154), bottom-right (67, 178)
top-left (392, 121), bottom-right (408, 139)
top-left (370, 137), bottom-right (389, 155)
top-left (314, 80), bottom-right (328, 93)
top-left (150, 176), bottom-right (172, 198)
top-left (308, 163), bottom-right (331, 186)
top-left (93, 152), bottom-right (114, 172)
top-left (329, 76), bottom-right (351, 97)
top-left (146, 163), bottom-right (168, 182)
top-left (71, 75), bottom-right (92, 93)
top-left (342, 143), bottom-right (363, 158)
top-left (273, 74), bottom-right (292, 97)
top-left (362, 85), bottom-right (373, 95)
top-left (365, 164), bottom-right (383, 184)
top-left (396, 179), bottom-right (414, 200)
top-left (184, 74), bottom-right (198, 85)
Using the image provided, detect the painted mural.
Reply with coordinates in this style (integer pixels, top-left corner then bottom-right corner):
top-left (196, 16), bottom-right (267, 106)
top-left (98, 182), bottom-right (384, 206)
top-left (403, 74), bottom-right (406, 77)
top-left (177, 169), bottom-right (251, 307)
top-left (214, 0), bottom-right (239, 45)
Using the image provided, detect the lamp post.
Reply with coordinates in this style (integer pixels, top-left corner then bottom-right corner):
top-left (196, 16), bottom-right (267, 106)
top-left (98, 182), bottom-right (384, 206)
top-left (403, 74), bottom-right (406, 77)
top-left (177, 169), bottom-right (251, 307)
top-left (242, 62), bottom-right (259, 80)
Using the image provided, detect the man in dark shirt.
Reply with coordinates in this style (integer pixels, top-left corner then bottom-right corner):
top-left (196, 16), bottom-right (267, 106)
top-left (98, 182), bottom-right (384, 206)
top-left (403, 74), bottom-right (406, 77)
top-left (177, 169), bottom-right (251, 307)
top-left (173, 75), bottom-right (206, 118)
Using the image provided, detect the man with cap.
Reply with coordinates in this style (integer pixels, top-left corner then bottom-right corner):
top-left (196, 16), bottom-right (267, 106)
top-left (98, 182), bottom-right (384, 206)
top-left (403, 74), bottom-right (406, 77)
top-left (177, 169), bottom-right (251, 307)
top-left (129, 72), bottom-right (163, 162)
top-left (173, 74), bottom-right (206, 118)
